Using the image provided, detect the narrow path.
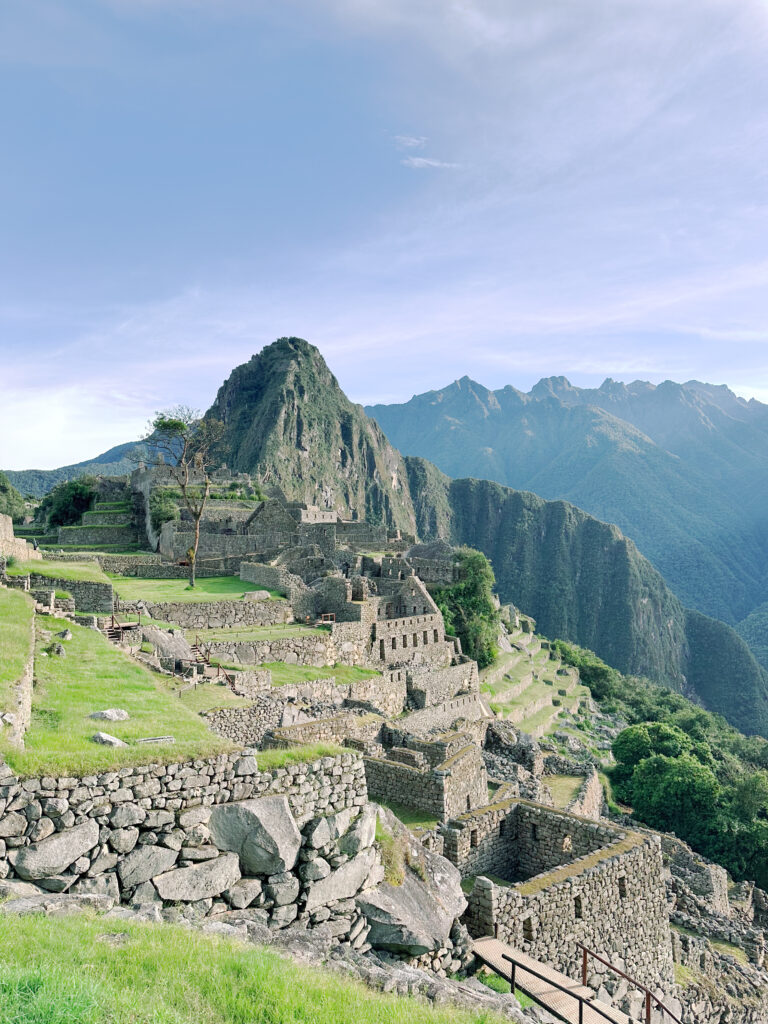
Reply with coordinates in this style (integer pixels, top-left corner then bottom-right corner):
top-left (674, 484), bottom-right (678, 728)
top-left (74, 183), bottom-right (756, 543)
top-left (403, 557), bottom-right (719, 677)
top-left (473, 937), bottom-right (630, 1024)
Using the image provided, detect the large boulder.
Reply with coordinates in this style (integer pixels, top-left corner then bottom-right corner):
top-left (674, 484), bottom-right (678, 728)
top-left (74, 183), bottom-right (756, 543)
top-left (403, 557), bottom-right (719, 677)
top-left (209, 796), bottom-right (301, 875)
top-left (154, 853), bottom-right (241, 902)
top-left (142, 626), bottom-right (194, 664)
top-left (304, 847), bottom-right (378, 912)
top-left (9, 820), bottom-right (99, 880)
top-left (117, 845), bottom-right (178, 888)
top-left (356, 806), bottom-right (467, 955)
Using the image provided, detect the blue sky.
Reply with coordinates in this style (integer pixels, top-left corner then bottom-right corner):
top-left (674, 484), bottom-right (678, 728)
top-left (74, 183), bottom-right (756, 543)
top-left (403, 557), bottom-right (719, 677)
top-left (3, 0), bottom-right (768, 469)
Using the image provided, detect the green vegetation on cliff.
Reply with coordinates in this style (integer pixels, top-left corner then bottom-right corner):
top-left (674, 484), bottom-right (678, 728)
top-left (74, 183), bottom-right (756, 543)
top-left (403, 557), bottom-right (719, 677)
top-left (0, 470), bottom-right (25, 521)
top-left (432, 548), bottom-right (499, 668)
top-left (554, 639), bottom-right (768, 888)
top-left (206, 338), bottom-right (417, 533)
top-left (368, 376), bottom-right (768, 630)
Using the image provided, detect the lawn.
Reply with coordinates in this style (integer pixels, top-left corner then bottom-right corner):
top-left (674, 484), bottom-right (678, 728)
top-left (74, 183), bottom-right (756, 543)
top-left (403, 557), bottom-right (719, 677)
top-left (545, 774), bottom-right (585, 809)
top-left (6, 559), bottom-right (111, 584)
top-left (109, 575), bottom-right (284, 603)
top-left (0, 588), bottom-right (34, 709)
top-left (176, 682), bottom-right (254, 715)
top-left (375, 799), bottom-right (439, 832)
top-left (0, 614), bottom-right (233, 776)
top-left (262, 662), bottom-right (381, 687)
top-left (0, 915), bottom-right (506, 1024)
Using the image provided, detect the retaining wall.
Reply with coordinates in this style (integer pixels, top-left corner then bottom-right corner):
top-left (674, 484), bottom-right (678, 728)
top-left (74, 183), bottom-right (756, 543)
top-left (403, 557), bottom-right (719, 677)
top-left (116, 598), bottom-right (292, 630)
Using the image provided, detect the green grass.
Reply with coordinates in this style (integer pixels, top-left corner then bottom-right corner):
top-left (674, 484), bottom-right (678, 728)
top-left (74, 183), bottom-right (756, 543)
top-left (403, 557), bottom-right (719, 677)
top-left (6, 559), bottom-right (111, 584)
top-left (545, 775), bottom-right (585, 809)
top-left (375, 800), bottom-right (439, 832)
top-left (255, 743), bottom-right (347, 770)
top-left (476, 973), bottom-right (534, 1007)
top-left (0, 615), bottom-right (233, 776)
top-left (109, 575), bottom-right (283, 603)
top-left (375, 820), bottom-right (406, 885)
top-left (0, 589), bottom-right (34, 709)
top-left (0, 915), bottom-right (505, 1024)
top-left (176, 683), bottom-right (254, 715)
top-left (259, 661), bottom-right (380, 687)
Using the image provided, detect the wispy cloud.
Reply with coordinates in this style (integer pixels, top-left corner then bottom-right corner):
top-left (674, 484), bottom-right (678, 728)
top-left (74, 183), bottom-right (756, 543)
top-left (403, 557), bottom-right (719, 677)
top-left (394, 134), bottom-right (427, 149)
top-left (401, 156), bottom-right (459, 169)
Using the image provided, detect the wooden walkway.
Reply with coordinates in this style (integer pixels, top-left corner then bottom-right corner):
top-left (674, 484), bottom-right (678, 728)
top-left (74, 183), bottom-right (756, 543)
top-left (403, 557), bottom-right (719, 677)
top-left (473, 937), bottom-right (630, 1024)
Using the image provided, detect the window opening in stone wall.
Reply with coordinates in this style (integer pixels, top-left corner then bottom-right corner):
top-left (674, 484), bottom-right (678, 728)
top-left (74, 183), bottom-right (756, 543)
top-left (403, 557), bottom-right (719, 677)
top-left (499, 819), bottom-right (506, 837)
top-left (522, 917), bottom-right (534, 941)
top-left (391, 637), bottom-right (396, 650)
top-left (423, 630), bottom-right (428, 644)
top-left (531, 824), bottom-right (539, 841)
top-left (618, 875), bottom-right (627, 898)
top-left (413, 633), bottom-right (418, 647)
top-left (379, 639), bottom-right (385, 659)
top-left (402, 635), bottom-right (407, 648)
top-left (470, 828), bottom-right (478, 847)
top-left (433, 629), bottom-right (439, 642)
top-left (574, 895), bottom-right (583, 919)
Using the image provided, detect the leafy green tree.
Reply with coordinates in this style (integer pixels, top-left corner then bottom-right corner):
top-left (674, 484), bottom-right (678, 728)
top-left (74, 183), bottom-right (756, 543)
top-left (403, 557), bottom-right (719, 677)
top-left (612, 725), bottom-right (652, 768)
top-left (39, 476), bottom-right (97, 527)
top-left (0, 471), bottom-right (25, 522)
top-left (432, 547), bottom-right (499, 668)
top-left (730, 771), bottom-right (768, 822)
top-left (631, 754), bottom-right (720, 835)
top-left (140, 407), bottom-right (224, 587)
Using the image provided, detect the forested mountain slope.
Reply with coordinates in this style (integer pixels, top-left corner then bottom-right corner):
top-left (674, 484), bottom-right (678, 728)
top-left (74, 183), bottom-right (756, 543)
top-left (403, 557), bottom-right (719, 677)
top-left (368, 377), bottom-right (768, 627)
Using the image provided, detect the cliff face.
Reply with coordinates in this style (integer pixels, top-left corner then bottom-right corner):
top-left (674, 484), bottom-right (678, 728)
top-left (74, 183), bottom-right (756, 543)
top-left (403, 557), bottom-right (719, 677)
top-left (403, 463), bottom-right (768, 737)
top-left (174, 338), bottom-right (768, 736)
top-left (206, 338), bottom-right (417, 534)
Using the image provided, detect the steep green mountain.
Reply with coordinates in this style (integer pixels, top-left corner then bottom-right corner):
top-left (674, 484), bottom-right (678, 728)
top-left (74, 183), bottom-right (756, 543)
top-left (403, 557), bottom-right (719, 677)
top-left (205, 338), bottom-right (418, 534)
top-left (5, 441), bottom-right (146, 498)
top-left (398, 463), bottom-right (768, 734)
top-left (736, 603), bottom-right (768, 673)
top-left (367, 377), bottom-right (768, 627)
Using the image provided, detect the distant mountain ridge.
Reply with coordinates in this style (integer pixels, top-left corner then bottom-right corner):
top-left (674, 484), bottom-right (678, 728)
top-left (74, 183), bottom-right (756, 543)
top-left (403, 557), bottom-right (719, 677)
top-left (6, 441), bottom-right (147, 498)
top-left (6, 339), bottom-right (768, 733)
top-left (367, 376), bottom-right (768, 632)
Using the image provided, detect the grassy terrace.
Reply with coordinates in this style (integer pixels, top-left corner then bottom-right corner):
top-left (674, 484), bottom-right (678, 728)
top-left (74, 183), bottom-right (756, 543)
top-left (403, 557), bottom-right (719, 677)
top-left (109, 575), bottom-right (283, 603)
top-left (199, 624), bottom-right (330, 644)
top-left (0, 588), bottom-right (34, 710)
top-left (545, 774), bottom-right (585, 809)
top-left (5, 559), bottom-right (111, 584)
top-left (0, 615), bottom-right (233, 776)
top-left (0, 916), bottom-right (505, 1024)
top-left (254, 662), bottom-right (379, 686)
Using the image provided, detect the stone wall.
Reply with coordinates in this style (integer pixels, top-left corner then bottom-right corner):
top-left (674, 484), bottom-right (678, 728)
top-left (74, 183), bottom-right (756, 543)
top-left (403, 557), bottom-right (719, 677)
top-left (240, 562), bottom-right (315, 620)
top-left (562, 768), bottom-right (603, 820)
top-left (116, 597), bottom-right (292, 630)
top-left (27, 574), bottom-right (113, 614)
top-left (445, 800), bottom-right (673, 990)
top-left (57, 525), bottom-right (138, 547)
top-left (0, 514), bottom-right (42, 562)
top-left (264, 713), bottom-right (384, 750)
top-left (393, 693), bottom-right (491, 739)
top-left (0, 752), bottom-right (381, 932)
top-left (407, 660), bottom-right (479, 709)
top-left (364, 744), bottom-right (488, 822)
top-left (205, 631), bottom-right (371, 670)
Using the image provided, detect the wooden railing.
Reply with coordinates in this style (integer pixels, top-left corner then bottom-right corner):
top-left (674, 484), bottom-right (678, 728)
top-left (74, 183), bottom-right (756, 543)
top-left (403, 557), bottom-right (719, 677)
top-left (501, 953), bottom-right (617, 1024)
top-left (577, 944), bottom-right (682, 1024)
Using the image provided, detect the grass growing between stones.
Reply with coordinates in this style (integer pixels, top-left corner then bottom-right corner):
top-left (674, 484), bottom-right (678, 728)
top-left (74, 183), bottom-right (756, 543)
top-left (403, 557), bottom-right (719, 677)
top-left (476, 971), bottom-right (534, 1007)
top-left (109, 575), bottom-right (282, 603)
top-left (375, 820), bottom-right (406, 885)
top-left (0, 915), bottom-right (507, 1024)
top-left (5, 559), bottom-right (111, 584)
top-left (0, 615), bottom-right (233, 777)
top-left (0, 588), bottom-right (34, 710)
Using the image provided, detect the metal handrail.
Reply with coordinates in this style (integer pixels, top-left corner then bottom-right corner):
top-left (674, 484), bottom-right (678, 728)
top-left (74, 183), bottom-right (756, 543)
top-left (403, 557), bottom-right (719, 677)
top-left (576, 944), bottom-right (682, 1024)
top-left (500, 953), bottom-right (617, 1024)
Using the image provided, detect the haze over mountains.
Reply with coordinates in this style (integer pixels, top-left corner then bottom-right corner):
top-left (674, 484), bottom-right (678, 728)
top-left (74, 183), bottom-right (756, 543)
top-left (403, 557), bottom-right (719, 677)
top-left (7, 339), bottom-right (768, 734)
top-left (367, 377), bottom-right (768, 645)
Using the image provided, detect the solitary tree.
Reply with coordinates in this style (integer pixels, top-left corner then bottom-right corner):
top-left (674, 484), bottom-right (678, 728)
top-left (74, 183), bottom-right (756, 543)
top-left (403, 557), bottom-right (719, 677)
top-left (140, 406), bottom-right (224, 587)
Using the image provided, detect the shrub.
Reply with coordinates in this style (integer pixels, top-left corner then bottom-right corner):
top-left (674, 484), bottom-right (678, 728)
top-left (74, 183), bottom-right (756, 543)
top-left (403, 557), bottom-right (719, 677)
top-left (39, 477), bottom-right (98, 528)
top-left (432, 547), bottom-right (500, 668)
top-left (0, 471), bottom-right (25, 522)
top-left (149, 490), bottom-right (180, 533)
